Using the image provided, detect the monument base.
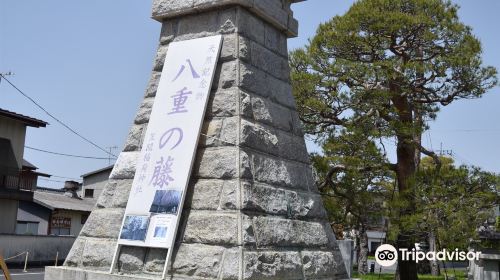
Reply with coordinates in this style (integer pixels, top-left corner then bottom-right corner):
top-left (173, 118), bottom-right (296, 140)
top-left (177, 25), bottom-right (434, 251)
top-left (45, 266), bottom-right (352, 280)
top-left (45, 266), bottom-right (183, 280)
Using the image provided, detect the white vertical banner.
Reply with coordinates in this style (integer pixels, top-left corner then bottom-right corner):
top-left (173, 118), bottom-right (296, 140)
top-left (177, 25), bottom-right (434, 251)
top-left (116, 35), bottom-right (222, 249)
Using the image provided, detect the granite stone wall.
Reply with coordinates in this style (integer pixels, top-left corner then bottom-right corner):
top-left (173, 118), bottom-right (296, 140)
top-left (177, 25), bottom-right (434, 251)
top-left (46, 1), bottom-right (348, 279)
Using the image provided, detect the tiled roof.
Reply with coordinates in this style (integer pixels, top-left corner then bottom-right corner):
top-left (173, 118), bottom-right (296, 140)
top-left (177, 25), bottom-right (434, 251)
top-left (0, 108), bottom-right (47, 127)
top-left (33, 191), bottom-right (95, 212)
top-left (81, 165), bottom-right (114, 178)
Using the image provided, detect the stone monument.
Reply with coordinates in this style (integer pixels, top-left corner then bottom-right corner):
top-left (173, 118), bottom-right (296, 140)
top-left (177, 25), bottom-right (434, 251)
top-left (45, 0), bottom-right (348, 279)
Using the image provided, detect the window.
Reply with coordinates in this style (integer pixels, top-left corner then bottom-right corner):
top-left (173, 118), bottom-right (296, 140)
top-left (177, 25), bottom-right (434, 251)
top-left (16, 221), bottom-right (39, 235)
top-left (51, 217), bottom-right (72, 236)
top-left (50, 227), bottom-right (70, 236)
top-left (370, 241), bottom-right (381, 254)
top-left (81, 213), bottom-right (89, 225)
top-left (84, 189), bottom-right (94, 198)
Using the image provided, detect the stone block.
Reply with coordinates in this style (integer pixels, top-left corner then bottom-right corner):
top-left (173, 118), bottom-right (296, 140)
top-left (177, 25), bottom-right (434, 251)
top-left (133, 97), bottom-right (154, 125)
top-left (237, 8), bottom-right (265, 45)
top-left (239, 150), bottom-right (253, 179)
top-left (253, 216), bottom-right (330, 247)
top-left (248, 152), bottom-right (311, 190)
top-left (207, 88), bottom-right (238, 117)
top-left (194, 148), bottom-right (237, 179)
top-left (219, 179), bottom-right (238, 209)
top-left (238, 35), bottom-right (251, 63)
top-left (144, 248), bottom-right (168, 274)
top-left (81, 238), bottom-right (116, 270)
top-left (249, 94), bottom-right (293, 132)
top-left (221, 248), bottom-right (240, 280)
top-left (220, 33), bottom-right (238, 61)
top-left (214, 61), bottom-right (237, 90)
top-left (267, 75), bottom-right (296, 109)
top-left (177, 10), bottom-right (219, 37)
top-left (160, 20), bottom-right (177, 44)
top-left (218, 8), bottom-right (238, 34)
top-left (276, 130), bottom-right (309, 163)
top-left (240, 91), bottom-right (253, 118)
top-left (111, 179), bottom-right (133, 208)
top-left (287, 191), bottom-right (327, 219)
top-left (145, 71), bottom-right (162, 98)
top-left (239, 62), bottom-right (295, 109)
top-left (250, 40), bottom-right (288, 81)
top-left (109, 152), bottom-right (139, 180)
top-left (171, 243), bottom-right (225, 278)
top-left (264, 23), bottom-right (288, 57)
top-left (80, 208), bottom-right (124, 238)
top-left (253, 0), bottom-right (289, 31)
top-left (123, 123), bottom-right (146, 152)
top-left (186, 179), bottom-right (223, 210)
top-left (302, 250), bottom-right (348, 278)
top-left (243, 251), bottom-right (303, 280)
top-left (200, 118), bottom-right (224, 147)
top-left (290, 110), bottom-right (305, 136)
top-left (118, 246), bottom-right (146, 273)
top-left (239, 62), bottom-right (269, 98)
top-left (242, 182), bottom-right (327, 219)
top-left (153, 44), bottom-right (168, 71)
top-left (220, 117), bottom-right (238, 145)
top-left (183, 212), bottom-right (238, 245)
top-left (242, 182), bottom-right (287, 215)
top-left (242, 214), bottom-right (256, 246)
top-left (152, 0), bottom-right (194, 19)
top-left (96, 181), bottom-right (117, 209)
top-left (64, 237), bottom-right (86, 267)
top-left (240, 119), bottom-right (279, 155)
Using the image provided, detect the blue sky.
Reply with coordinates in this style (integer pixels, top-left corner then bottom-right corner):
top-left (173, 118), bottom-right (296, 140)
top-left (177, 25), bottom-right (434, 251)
top-left (0, 1), bottom-right (499, 188)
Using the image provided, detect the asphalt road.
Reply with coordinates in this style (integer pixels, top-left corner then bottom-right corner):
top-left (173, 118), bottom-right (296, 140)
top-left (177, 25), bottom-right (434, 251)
top-left (0, 268), bottom-right (44, 280)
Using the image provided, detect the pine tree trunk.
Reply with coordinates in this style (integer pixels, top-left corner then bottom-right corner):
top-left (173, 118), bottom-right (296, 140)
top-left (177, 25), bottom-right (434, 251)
top-left (358, 226), bottom-right (369, 275)
top-left (393, 93), bottom-right (419, 280)
top-left (429, 231), bottom-right (440, 276)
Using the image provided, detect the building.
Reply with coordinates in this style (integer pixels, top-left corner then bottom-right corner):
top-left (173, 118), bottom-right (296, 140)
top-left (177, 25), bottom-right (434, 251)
top-left (80, 165), bottom-right (113, 200)
top-left (0, 108), bottom-right (48, 234)
top-left (468, 206), bottom-right (500, 280)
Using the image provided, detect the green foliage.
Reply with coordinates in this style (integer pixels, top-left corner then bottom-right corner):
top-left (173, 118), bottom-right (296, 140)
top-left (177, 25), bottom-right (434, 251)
top-left (290, 0), bottom-right (497, 140)
top-left (291, 0), bottom-right (498, 275)
top-left (414, 157), bottom-right (499, 249)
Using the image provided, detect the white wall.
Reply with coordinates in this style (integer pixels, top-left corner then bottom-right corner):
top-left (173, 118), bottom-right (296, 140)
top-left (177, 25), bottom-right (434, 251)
top-left (82, 169), bottom-right (111, 199)
top-left (0, 234), bottom-right (75, 264)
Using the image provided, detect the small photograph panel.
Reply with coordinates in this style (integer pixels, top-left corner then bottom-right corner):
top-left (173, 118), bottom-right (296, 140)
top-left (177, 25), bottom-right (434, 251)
top-left (153, 226), bottom-right (168, 238)
top-left (150, 190), bottom-right (181, 215)
top-left (120, 215), bottom-right (149, 241)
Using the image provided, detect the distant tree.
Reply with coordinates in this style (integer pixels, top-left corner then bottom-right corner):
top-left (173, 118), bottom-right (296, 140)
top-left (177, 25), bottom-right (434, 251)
top-left (407, 157), bottom-right (500, 275)
top-left (313, 131), bottom-right (392, 274)
top-left (290, 0), bottom-right (497, 278)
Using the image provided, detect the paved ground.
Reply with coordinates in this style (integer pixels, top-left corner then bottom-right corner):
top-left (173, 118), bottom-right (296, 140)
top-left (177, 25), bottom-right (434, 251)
top-left (0, 268), bottom-right (44, 280)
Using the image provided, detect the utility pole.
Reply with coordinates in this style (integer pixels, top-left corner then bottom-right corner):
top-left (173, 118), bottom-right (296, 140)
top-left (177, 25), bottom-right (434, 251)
top-left (437, 142), bottom-right (453, 157)
top-left (107, 146), bottom-right (118, 165)
top-left (0, 72), bottom-right (14, 83)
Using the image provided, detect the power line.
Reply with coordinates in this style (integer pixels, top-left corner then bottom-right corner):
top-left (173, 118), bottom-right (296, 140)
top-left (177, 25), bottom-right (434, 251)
top-left (0, 74), bottom-right (117, 158)
top-left (26, 145), bottom-right (111, 160)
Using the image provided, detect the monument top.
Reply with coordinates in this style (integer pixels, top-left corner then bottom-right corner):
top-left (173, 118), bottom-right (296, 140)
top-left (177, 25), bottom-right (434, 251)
top-left (152, 0), bottom-right (305, 37)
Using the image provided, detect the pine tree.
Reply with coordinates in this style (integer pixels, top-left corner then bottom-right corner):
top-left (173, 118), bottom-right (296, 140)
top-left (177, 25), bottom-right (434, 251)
top-left (290, 0), bottom-right (497, 278)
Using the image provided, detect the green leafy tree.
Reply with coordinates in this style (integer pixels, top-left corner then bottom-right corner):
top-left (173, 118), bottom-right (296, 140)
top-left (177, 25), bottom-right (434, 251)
top-left (313, 131), bottom-right (392, 274)
top-left (290, 0), bottom-right (497, 278)
top-left (409, 157), bottom-right (500, 275)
